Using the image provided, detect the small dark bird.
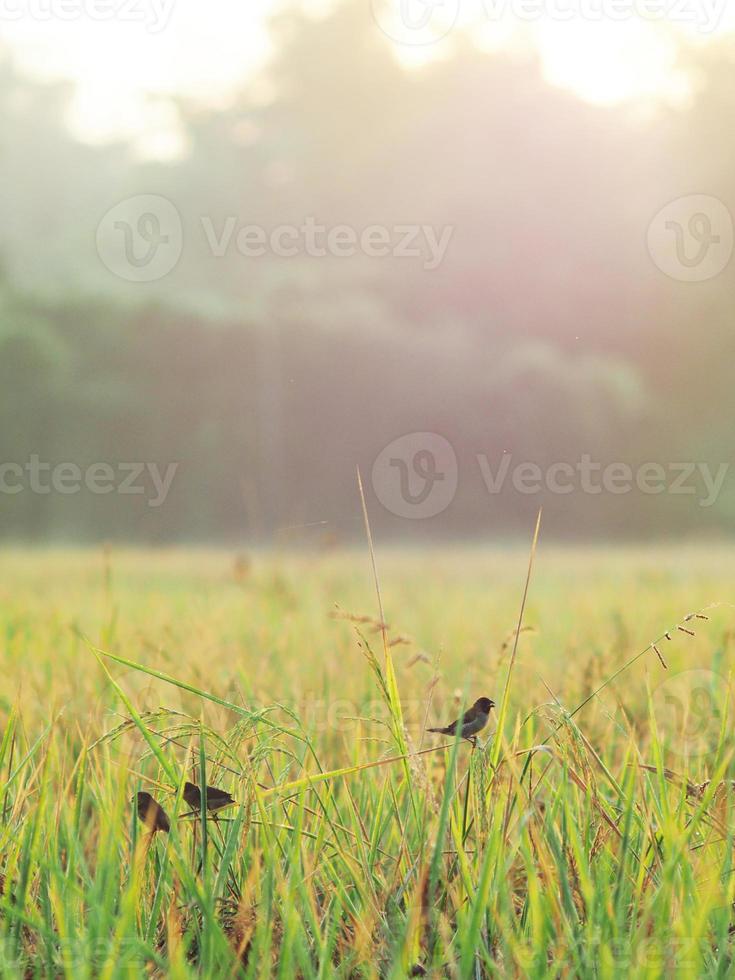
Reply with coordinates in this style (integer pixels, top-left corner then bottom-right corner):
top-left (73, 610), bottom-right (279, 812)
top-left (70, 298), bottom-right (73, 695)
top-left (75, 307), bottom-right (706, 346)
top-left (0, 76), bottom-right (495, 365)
top-left (183, 780), bottom-right (236, 814)
top-left (136, 791), bottom-right (170, 833)
top-left (427, 696), bottom-right (495, 747)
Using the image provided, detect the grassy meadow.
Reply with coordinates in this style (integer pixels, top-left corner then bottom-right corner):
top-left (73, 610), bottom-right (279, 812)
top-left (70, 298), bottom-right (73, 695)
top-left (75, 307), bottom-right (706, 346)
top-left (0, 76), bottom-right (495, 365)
top-left (2, 544), bottom-right (735, 977)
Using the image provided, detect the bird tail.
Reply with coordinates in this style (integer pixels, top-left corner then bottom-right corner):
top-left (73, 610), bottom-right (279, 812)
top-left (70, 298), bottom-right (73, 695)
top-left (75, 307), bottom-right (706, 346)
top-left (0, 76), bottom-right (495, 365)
top-left (426, 726), bottom-right (448, 734)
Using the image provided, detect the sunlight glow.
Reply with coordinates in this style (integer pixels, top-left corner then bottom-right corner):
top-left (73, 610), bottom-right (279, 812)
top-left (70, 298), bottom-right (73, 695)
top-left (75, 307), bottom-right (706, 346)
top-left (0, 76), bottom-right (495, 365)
top-left (0, 0), bottom-right (733, 154)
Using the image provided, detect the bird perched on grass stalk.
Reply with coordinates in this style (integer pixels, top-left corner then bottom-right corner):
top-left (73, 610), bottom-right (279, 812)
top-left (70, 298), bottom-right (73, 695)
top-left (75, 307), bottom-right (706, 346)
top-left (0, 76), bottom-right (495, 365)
top-left (136, 791), bottom-right (170, 833)
top-left (427, 696), bottom-right (495, 747)
top-left (183, 780), bottom-right (236, 815)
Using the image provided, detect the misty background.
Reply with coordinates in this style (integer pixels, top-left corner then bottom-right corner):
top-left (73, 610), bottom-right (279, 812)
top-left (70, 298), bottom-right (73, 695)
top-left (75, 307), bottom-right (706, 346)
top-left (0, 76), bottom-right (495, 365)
top-left (1, 0), bottom-right (734, 543)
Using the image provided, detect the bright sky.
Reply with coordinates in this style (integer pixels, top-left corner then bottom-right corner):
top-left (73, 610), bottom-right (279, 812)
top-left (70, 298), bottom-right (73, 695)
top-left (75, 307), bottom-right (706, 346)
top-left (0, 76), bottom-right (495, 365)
top-left (1, 0), bottom-right (733, 157)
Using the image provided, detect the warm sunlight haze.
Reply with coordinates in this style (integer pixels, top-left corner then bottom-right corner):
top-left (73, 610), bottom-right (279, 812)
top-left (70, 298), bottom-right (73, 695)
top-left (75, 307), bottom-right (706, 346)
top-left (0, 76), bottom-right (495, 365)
top-left (3, 0), bottom-right (735, 975)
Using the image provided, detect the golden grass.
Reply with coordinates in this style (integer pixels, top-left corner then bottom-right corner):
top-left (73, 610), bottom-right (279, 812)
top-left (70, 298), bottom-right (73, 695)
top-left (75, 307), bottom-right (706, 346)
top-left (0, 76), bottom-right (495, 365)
top-left (1, 543), bottom-right (735, 975)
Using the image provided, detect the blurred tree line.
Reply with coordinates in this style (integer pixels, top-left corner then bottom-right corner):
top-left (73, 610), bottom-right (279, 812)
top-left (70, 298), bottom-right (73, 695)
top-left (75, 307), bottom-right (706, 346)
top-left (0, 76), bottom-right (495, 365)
top-left (0, 1), bottom-right (734, 542)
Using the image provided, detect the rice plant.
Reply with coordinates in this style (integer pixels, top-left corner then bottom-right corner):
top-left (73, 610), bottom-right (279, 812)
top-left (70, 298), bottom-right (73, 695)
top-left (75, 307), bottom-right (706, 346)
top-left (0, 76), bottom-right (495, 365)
top-left (1, 541), bottom-right (734, 976)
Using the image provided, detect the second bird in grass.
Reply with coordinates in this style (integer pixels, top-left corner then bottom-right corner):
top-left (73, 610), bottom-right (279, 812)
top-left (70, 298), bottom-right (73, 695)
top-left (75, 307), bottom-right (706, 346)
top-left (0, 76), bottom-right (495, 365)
top-left (136, 791), bottom-right (171, 833)
top-left (427, 696), bottom-right (495, 747)
top-left (183, 780), bottom-right (236, 814)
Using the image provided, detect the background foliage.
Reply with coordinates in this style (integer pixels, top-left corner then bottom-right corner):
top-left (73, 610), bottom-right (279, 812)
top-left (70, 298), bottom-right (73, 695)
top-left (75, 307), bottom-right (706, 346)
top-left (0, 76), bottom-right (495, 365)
top-left (1, 4), bottom-right (734, 542)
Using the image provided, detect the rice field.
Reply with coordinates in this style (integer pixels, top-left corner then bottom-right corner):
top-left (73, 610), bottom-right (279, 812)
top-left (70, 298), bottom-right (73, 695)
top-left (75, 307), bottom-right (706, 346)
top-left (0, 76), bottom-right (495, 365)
top-left (2, 543), bottom-right (735, 977)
